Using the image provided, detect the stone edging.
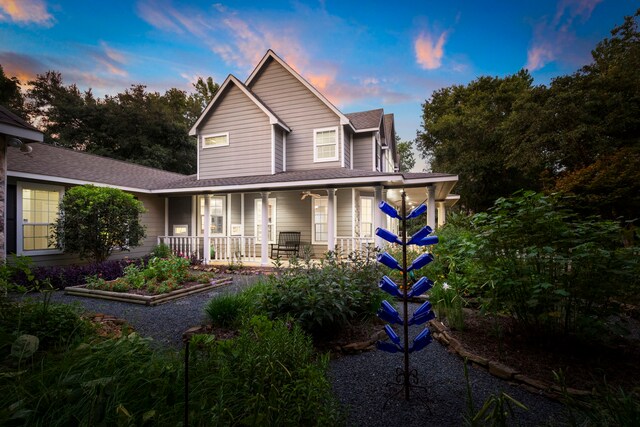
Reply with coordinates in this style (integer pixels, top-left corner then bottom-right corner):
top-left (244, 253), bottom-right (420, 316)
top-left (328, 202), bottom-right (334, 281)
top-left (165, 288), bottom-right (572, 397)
top-left (65, 277), bottom-right (233, 306)
top-left (428, 319), bottom-right (594, 400)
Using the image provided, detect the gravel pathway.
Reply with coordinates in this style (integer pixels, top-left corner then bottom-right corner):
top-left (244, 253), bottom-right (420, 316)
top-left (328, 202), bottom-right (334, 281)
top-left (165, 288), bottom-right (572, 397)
top-left (21, 282), bottom-right (564, 425)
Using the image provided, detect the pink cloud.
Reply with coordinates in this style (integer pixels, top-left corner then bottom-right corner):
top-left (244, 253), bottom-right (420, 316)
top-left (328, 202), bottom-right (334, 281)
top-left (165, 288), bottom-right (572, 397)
top-left (0, 0), bottom-right (54, 26)
top-left (526, 0), bottom-right (602, 71)
top-left (414, 31), bottom-right (447, 70)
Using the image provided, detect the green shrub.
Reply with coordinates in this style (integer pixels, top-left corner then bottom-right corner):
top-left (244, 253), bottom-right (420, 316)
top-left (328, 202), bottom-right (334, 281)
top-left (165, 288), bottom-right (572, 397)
top-left (430, 281), bottom-right (465, 330)
top-left (150, 242), bottom-right (172, 258)
top-left (205, 281), bottom-right (271, 328)
top-left (189, 316), bottom-right (343, 426)
top-left (260, 252), bottom-right (384, 336)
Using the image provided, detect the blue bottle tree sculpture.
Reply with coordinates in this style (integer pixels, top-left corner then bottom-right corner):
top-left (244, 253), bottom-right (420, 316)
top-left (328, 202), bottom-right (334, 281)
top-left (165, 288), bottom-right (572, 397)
top-left (375, 191), bottom-right (438, 401)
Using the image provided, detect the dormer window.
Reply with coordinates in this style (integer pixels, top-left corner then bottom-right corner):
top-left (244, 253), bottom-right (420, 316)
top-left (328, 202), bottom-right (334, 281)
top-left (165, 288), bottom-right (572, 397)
top-left (313, 127), bottom-right (339, 162)
top-left (202, 132), bottom-right (229, 148)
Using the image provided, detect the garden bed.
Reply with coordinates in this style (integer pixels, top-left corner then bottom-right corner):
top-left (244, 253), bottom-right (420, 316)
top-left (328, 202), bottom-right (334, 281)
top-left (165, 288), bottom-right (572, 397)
top-left (65, 277), bottom-right (233, 306)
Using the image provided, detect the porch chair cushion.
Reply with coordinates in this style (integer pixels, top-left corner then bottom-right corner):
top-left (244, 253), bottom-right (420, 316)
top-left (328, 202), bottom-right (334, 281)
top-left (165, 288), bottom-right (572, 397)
top-left (270, 231), bottom-right (301, 258)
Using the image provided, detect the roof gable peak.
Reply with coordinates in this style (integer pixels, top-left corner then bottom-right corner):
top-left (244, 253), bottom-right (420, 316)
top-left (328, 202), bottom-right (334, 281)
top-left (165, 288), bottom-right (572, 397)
top-left (245, 50), bottom-right (354, 130)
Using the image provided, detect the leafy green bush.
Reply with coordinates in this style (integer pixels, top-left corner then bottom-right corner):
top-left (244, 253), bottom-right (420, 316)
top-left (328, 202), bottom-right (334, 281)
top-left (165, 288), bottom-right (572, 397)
top-left (428, 191), bottom-right (640, 339)
top-left (430, 281), bottom-right (465, 330)
top-left (205, 281), bottom-right (269, 328)
top-left (0, 298), bottom-right (93, 355)
top-left (1, 317), bottom-right (343, 426)
top-left (189, 316), bottom-right (343, 425)
top-left (150, 242), bottom-right (172, 258)
top-left (260, 252), bottom-right (384, 336)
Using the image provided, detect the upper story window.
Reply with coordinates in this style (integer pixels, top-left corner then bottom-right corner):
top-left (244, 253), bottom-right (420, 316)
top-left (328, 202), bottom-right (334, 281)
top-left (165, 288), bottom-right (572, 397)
top-left (17, 182), bottom-right (64, 255)
top-left (313, 127), bottom-right (339, 162)
top-left (202, 132), bottom-right (229, 149)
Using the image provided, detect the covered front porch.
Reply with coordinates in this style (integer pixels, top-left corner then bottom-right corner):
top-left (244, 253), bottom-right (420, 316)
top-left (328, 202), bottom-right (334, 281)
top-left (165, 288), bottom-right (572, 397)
top-left (156, 173), bottom-right (459, 266)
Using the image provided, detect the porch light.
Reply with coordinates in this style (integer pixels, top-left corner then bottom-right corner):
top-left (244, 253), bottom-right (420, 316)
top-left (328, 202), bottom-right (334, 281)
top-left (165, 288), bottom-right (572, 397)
top-left (405, 203), bottom-right (427, 220)
top-left (385, 324), bottom-right (402, 347)
top-left (407, 225), bottom-right (433, 245)
top-left (410, 328), bottom-right (433, 353)
top-left (379, 201), bottom-right (401, 219)
top-left (407, 252), bottom-right (434, 272)
top-left (377, 300), bottom-right (403, 325)
top-left (379, 275), bottom-right (403, 298)
top-left (377, 252), bottom-right (402, 271)
top-left (375, 227), bottom-right (402, 245)
top-left (407, 277), bottom-right (434, 298)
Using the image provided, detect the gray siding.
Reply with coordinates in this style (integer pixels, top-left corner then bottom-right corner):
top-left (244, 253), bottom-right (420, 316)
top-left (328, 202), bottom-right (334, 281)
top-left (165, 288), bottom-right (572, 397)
top-left (337, 189), bottom-right (352, 238)
top-left (168, 196), bottom-right (192, 235)
top-left (230, 193), bottom-right (241, 227)
top-left (249, 59), bottom-right (342, 171)
top-left (274, 127), bottom-right (284, 173)
top-left (198, 84), bottom-right (272, 179)
top-left (353, 132), bottom-right (374, 170)
top-left (343, 127), bottom-right (351, 169)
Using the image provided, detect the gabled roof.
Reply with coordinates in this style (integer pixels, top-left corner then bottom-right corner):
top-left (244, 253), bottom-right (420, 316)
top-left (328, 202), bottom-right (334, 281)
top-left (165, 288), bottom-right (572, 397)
top-left (0, 106), bottom-right (43, 142)
top-left (245, 50), bottom-right (355, 131)
top-left (345, 108), bottom-right (384, 132)
top-left (189, 74), bottom-right (290, 136)
top-left (7, 143), bottom-right (186, 193)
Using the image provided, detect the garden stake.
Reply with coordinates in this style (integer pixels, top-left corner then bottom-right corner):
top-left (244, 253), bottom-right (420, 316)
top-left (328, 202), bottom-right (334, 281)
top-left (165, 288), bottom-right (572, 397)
top-left (184, 335), bottom-right (190, 427)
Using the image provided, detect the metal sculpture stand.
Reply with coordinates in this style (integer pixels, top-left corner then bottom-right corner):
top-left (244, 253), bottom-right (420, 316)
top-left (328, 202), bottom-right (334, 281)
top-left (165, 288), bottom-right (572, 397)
top-left (375, 190), bottom-right (439, 409)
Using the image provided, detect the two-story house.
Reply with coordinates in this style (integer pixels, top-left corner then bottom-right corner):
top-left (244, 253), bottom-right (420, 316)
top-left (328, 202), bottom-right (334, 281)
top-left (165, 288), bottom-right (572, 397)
top-left (4, 50), bottom-right (458, 267)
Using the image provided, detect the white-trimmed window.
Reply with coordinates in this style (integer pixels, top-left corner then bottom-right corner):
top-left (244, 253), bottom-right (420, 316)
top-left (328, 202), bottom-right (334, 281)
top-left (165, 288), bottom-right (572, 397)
top-left (255, 198), bottom-right (276, 243)
top-left (17, 182), bottom-right (64, 255)
top-left (360, 197), bottom-right (374, 238)
top-left (313, 127), bottom-right (339, 162)
top-left (199, 196), bottom-right (225, 236)
top-left (312, 197), bottom-right (328, 243)
top-left (202, 132), bottom-right (229, 148)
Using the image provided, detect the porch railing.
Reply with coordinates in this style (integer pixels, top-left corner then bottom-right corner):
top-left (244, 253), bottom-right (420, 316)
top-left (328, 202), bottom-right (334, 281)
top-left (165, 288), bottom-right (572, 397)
top-left (157, 236), bottom-right (258, 262)
top-left (336, 237), bottom-right (377, 256)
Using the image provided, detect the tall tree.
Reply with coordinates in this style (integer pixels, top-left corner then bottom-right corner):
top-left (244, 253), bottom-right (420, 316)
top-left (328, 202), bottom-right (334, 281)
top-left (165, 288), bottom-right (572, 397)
top-left (0, 65), bottom-right (27, 116)
top-left (396, 136), bottom-right (416, 172)
top-left (417, 70), bottom-right (540, 212)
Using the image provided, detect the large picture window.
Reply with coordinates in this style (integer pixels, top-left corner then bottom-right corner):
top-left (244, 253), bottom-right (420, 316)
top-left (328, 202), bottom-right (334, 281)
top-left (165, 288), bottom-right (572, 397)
top-left (313, 127), bottom-right (338, 162)
top-left (18, 183), bottom-right (64, 254)
top-left (312, 197), bottom-right (328, 243)
top-left (199, 196), bottom-right (225, 236)
top-left (255, 198), bottom-right (276, 243)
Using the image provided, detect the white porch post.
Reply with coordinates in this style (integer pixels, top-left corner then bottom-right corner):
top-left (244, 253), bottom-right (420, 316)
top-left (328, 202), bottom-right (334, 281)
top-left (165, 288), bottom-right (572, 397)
top-left (426, 185), bottom-right (436, 230)
top-left (374, 186), bottom-right (384, 248)
top-left (327, 189), bottom-right (336, 252)
top-left (260, 191), bottom-right (269, 266)
top-left (240, 193), bottom-right (245, 257)
top-left (203, 195), bottom-right (211, 264)
top-left (437, 202), bottom-right (446, 228)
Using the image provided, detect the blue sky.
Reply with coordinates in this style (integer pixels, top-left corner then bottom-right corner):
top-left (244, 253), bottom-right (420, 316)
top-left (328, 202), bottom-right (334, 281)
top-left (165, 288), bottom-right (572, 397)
top-left (0, 0), bottom-right (636, 170)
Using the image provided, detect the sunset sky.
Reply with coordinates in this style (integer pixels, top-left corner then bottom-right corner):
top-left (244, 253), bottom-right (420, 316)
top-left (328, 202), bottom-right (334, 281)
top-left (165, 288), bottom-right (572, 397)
top-left (0, 0), bottom-right (635, 170)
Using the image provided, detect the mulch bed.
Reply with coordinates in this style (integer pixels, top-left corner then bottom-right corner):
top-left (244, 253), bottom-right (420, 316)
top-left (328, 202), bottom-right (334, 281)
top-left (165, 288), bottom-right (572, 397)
top-left (446, 308), bottom-right (640, 392)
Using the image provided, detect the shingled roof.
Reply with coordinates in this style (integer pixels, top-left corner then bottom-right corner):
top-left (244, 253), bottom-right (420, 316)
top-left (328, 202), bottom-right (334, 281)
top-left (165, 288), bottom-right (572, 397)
top-left (0, 106), bottom-right (43, 142)
top-left (345, 108), bottom-right (384, 131)
top-left (7, 143), bottom-right (186, 192)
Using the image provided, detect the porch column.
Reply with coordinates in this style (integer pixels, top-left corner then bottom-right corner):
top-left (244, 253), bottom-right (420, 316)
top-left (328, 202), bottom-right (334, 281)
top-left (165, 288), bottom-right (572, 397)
top-left (426, 185), bottom-right (436, 230)
top-left (260, 191), bottom-right (269, 266)
top-left (437, 202), bottom-right (446, 228)
top-left (203, 195), bottom-right (211, 264)
top-left (374, 186), bottom-right (384, 249)
top-left (327, 189), bottom-right (336, 252)
top-left (164, 198), bottom-right (169, 236)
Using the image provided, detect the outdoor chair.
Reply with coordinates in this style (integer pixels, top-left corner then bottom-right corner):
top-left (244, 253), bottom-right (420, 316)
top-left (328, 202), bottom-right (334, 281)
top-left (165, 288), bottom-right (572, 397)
top-left (270, 231), bottom-right (301, 258)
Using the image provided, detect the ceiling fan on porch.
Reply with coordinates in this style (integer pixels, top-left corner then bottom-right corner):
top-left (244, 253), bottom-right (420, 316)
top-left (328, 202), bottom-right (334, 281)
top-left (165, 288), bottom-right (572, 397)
top-left (300, 191), bottom-right (322, 200)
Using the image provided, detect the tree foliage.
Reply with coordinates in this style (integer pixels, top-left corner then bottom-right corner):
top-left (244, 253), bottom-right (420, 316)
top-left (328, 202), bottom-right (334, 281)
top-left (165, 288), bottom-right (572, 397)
top-left (396, 136), bottom-right (416, 172)
top-left (417, 9), bottom-right (640, 219)
top-left (53, 185), bottom-right (146, 263)
top-left (0, 65), bottom-right (27, 116)
top-left (0, 69), bottom-right (219, 174)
